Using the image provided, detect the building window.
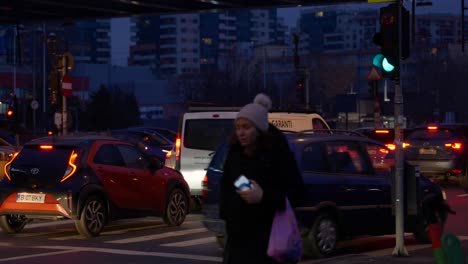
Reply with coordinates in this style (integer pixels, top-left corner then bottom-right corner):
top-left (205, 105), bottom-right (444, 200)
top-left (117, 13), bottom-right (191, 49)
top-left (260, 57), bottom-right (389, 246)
top-left (202, 38), bottom-right (213, 45)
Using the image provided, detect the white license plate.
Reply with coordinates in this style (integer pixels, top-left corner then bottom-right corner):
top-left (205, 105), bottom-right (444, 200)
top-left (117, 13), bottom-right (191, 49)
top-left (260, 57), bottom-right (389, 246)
top-left (16, 193), bottom-right (46, 203)
top-left (419, 148), bottom-right (437, 155)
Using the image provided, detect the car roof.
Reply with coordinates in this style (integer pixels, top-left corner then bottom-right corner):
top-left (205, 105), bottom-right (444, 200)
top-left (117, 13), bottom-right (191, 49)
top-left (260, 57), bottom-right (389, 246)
top-left (26, 135), bottom-right (120, 147)
top-left (413, 123), bottom-right (468, 129)
top-left (285, 131), bottom-right (386, 147)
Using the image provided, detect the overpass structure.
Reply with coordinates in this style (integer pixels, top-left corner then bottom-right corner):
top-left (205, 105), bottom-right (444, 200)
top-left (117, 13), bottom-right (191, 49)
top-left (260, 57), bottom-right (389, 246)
top-left (0, 0), bottom-right (369, 24)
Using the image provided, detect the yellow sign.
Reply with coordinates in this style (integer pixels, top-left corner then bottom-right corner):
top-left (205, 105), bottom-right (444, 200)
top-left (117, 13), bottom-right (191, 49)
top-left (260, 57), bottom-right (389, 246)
top-left (368, 0), bottom-right (398, 3)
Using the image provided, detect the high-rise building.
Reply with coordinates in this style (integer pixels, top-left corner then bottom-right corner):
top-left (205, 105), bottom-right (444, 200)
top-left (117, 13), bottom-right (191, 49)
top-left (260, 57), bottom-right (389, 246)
top-left (129, 9), bottom-right (286, 76)
top-left (64, 19), bottom-right (111, 64)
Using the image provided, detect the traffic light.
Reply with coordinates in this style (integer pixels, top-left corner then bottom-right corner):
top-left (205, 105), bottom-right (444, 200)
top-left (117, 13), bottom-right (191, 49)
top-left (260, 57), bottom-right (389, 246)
top-left (296, 77), bottom-right (305, 103)
top-left (372, 4), bottom-right (410, 79)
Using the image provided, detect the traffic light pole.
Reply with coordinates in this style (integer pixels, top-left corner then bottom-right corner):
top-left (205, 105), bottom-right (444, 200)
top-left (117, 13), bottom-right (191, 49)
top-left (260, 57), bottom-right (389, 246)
top-left (62, 55), bottom-right (68, 136)
top-left (392, 0), bottom-right (408, 257)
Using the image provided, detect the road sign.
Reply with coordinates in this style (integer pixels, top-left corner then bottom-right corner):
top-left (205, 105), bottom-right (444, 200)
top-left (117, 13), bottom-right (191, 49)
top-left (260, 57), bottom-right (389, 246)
top-left (367, 66), bottom-right (382, 81)
top-left (30, 100), bottom-right (39, 110)
top-left (61, 74), bottom-right (72, 97)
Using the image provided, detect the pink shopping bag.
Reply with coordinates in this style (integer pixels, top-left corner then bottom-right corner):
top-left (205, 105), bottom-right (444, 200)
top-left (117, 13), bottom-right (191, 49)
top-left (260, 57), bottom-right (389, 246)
top-left (267, 198), bottom-right (302, 263)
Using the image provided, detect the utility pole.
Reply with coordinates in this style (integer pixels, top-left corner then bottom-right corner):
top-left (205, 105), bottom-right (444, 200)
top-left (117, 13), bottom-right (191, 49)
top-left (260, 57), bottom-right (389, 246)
top-left (392, 0), bottom-right (408, 257)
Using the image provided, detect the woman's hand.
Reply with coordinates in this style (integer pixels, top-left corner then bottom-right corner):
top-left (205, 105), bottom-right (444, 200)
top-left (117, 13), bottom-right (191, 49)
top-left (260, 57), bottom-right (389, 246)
top-left (237, 180), bottom-right (263, 204)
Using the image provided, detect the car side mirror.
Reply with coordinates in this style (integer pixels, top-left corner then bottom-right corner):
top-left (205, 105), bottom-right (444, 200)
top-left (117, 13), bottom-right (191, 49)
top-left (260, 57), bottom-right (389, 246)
top-left (149, 156), bottom-right (164, 171)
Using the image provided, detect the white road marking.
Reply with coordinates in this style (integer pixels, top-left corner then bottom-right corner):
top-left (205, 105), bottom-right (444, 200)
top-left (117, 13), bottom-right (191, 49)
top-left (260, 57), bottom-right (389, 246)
top-left (161, 236), bottom-right (217, 247)
top-left (107, 227), bottom-right (208, 244)
top-left (0, 243), bottom-right (11, 247)
top-left (49, 222), bottom-right (172, 240)
top-left (34, 246), bottom-right (222, 262)
top-left (457, 194), bottom-right (468, 197)
top-left (0, 249), bottom-right (80, 262)
top-left (26, 220), bottom-right (74, 229)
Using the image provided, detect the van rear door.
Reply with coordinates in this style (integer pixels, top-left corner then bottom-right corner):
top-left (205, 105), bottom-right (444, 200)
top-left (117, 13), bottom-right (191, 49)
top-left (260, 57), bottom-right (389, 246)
top-left (178, 112), bottom-right (236, 196)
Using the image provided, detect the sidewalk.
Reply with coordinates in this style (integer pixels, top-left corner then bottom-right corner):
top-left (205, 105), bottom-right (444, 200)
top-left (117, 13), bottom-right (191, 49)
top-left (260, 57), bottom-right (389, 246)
top-left (301, 239), bottom-right (468, 263)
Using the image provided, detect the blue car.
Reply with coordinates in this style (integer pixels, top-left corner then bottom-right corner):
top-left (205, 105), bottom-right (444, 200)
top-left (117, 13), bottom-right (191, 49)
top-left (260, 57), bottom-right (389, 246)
top-left (201, 131), bottom-right (449, 258)
top-left (110, 129), bottom-right (172, 164)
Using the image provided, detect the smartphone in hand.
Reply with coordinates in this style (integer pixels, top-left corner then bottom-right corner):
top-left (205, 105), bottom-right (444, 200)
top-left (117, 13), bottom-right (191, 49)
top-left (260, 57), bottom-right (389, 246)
top-left (234, 175), bottom-right (251, 191)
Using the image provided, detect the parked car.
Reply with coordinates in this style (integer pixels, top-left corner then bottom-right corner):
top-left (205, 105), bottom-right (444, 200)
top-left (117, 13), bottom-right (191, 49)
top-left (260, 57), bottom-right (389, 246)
top-left (201, 131), bottom-right (448, 258)
top-left (405, 123), bottom-right (468, 190)
top-left (0, 134), bottom-right (190, 237)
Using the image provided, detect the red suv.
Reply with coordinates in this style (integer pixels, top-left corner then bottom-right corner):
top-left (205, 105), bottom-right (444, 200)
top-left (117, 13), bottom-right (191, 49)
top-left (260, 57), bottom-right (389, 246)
top-left (0, 135), bottom-right (190, 237)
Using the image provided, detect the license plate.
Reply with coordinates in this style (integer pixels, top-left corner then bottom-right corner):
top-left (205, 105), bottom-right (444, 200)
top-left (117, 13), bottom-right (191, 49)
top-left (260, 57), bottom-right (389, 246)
top-left (419, 148), bottom-right (436, 155)
top-left (16, 193), bottom-right (46, 203)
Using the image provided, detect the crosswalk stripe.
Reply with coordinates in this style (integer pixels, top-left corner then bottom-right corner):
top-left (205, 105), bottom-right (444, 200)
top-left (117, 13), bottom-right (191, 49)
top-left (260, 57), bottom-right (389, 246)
top-left (0, 249), bottom-right (80, 262)
top-left (35, 246), bottom-right (222, 262)
top-left (107, 227), bottom-right (207, 244)
top-left (50, 223), bottom-right (170, 240)
top-left (26, 220), bottom-right (74, 229)
top-left (161, 236), bottom-right (217, 247)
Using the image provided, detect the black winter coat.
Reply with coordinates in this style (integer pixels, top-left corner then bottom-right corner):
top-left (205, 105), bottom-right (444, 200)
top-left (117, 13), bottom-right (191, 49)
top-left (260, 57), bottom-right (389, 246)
top-left (219, 125), bottom-right (305, 264)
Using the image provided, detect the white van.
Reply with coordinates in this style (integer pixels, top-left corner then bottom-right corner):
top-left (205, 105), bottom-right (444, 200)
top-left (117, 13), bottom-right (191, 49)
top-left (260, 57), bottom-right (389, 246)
top-left (268, 112), bottom-right (330, 132)
top-left (165, 110), bottom-right (238, 200)
top-left (166, 110), bottom-right (330, 204)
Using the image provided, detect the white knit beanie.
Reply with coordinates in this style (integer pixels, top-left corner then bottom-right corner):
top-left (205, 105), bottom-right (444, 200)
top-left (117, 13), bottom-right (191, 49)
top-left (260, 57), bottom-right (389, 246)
top-left (236, 93), bottom-right (272, 132)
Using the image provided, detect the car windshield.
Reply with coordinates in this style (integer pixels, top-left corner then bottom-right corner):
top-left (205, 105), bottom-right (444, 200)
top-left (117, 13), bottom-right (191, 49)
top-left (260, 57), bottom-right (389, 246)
top-left (407, 129), bottom-right (456, 140)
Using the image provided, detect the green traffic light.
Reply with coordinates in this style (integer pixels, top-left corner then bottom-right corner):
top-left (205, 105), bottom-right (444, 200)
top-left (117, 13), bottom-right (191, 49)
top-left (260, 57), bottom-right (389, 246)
top-left (382, 57), bottom-right (395, 72)
top-left (373, 54), bottom-right (395, 73)
top-left (372, 54), bottom-right (384, 67)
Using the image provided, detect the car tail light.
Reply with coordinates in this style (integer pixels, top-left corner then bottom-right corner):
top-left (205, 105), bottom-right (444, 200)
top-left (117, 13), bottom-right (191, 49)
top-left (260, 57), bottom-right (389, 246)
top-left (40, 145), bottom-right (53, 150)
top-left (379, 148), bottom-right (389, 154)
top-left (61, 150), bottom-right (78, 182)
top-left (385, 142), bottom-right (410, 150)
top-left (3, 151), bottom-right (19, 182)
top-left (165, 150), bottom-right (172, 159)
top-left (385, 143), bottom-right (396, 150)
top-left (375, 129), bottom-right (390, 134)
top-left (445, 142), bottom-right (462, 150)
top-left (427, 126), bottom-right (438, 131)
top-left (451, 169), bottom-right (462, 175)
top-left (175, 132), bottom-right (181, 161)
top-left (202, 174), bottom-right (208, 202)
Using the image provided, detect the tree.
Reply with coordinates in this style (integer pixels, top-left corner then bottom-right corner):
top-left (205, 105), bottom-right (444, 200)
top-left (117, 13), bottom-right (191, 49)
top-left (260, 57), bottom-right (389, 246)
top-left (82, 85), bottom-right (141, 131)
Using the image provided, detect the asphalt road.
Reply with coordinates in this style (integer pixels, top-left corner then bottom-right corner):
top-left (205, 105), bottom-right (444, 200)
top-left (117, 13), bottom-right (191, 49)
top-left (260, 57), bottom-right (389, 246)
top-left (0, 186), bottom-right (465, 264)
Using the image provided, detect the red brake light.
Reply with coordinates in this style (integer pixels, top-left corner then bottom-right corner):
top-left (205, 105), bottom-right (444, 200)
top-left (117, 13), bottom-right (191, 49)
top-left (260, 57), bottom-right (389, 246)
top-left (427, 126), bottom-right (438, 130)
top-left (375, 130), bottom-right (390, 134)
top-left (3, 151), bottom-right (19, 181)
top-left (40, 145), bottom-right (53, 150)
top-left (385, 143), bottom-right (396, 151)
top-left (202, 174), bottom-right (208, 202)
top-left (445, 142), bottom-right (462, 150)
top-left (175, 132), bottom-right (181, 161)
top-left (61, 150), bottom-right (78, 182)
